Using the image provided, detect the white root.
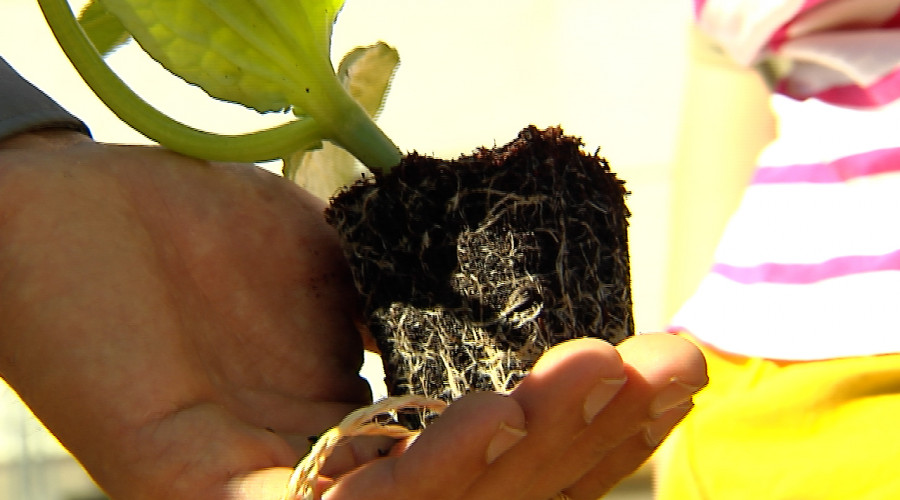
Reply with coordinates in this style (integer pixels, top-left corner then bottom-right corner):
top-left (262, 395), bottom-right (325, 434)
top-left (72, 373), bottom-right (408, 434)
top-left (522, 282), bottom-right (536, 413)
top-left (282, 395), bottom-right (448, 500)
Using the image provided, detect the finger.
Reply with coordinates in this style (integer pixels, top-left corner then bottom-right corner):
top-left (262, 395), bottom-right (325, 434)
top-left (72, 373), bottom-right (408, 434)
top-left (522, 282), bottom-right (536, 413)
top-left (617, 333), bottom-right (709, 392)
top-left (561, 400), bottom-right (694, 499)
top-left (318, 435), bottom-right (398, 478)
top-left (529, 333), bottom-right (707, 498)
top-left (324, 391), bottom-right (526, 500)
top-left (463, 338), bottom-right (628, 499)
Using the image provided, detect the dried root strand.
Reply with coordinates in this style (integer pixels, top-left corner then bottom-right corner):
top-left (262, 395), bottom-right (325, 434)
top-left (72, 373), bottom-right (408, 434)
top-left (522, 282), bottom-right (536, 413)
top-left (282, 395), bottom-right (448, 500)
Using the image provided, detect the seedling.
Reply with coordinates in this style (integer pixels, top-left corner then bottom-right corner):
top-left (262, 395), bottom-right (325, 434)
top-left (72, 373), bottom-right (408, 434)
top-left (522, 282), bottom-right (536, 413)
top-left (39, 0), bottom-right (400, 177)
top-left (40, 1), bottom-right (633, 496)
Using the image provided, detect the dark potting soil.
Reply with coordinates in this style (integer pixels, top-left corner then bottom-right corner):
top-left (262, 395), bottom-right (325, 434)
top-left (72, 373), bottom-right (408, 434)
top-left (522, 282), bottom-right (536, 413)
top-left (326, 126), bottom-right (633, 428)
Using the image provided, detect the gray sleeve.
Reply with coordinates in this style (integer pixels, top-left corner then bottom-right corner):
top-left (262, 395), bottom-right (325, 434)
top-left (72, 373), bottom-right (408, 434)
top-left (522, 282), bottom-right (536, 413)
top-left (0, 55), bottom-right (91, 141)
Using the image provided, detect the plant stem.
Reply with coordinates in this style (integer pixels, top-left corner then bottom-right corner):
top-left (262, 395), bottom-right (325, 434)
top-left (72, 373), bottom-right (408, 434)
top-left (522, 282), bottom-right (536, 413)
top-left (38, 0), bottom-right (401, 169)
top-left (309, 79), bottom-right (402, 173)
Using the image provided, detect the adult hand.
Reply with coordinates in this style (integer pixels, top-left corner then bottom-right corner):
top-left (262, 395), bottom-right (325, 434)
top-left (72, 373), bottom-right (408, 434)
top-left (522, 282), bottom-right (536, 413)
top-left (0, 130), bottom-right (378, 498)
top-left (0, 131), bottom-right (707, 500)
top-left (301, 334), bottom-right (706, 500)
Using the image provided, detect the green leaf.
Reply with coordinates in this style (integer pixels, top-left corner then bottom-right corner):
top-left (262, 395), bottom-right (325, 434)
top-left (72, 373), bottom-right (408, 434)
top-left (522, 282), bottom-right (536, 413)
top-left (40, 0), bottom-right (400, 171)
top-left (337, 42), bottom-right (400, 119)
top-left (77, 0), bottom-right (131, 56)
top-left (95, 0), bottom-right (345, 114)
top-left (285, 142), bottom-right (367, 201)
top-left (285, 42), bottom-right (399, 200)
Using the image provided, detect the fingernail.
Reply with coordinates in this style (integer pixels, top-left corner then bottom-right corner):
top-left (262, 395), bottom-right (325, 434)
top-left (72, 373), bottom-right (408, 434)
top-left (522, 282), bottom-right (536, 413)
top-left (644, 401), bottom-right (693, 446)
top-left (583, 376), bottom-right (628, 424)
top-left (650, 377), bottom-right (703, 418)
top-left (486, 422), bottom-right (527, 465)
top-left (643, 423), bottom-right (666, 448)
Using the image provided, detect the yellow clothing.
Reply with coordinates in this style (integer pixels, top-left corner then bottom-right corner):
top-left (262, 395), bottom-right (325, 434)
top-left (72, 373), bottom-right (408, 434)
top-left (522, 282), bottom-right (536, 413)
top-left (655, 336), bottom-right (900, 499)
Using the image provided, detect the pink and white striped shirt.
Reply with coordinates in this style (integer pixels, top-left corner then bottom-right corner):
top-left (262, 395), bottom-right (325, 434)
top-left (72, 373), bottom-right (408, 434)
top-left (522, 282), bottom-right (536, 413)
top-left (671, 0), bottom-right (900, 360)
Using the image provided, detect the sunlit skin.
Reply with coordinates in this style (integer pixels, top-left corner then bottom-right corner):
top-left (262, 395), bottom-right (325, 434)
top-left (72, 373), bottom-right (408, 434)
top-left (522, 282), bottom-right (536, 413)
top-left (0, 130), bottom-right (707, 500)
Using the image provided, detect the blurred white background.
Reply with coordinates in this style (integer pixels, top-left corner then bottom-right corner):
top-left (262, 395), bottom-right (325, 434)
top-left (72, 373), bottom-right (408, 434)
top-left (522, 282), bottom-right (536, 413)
top-left (0, 0), bottom-right (695, 498)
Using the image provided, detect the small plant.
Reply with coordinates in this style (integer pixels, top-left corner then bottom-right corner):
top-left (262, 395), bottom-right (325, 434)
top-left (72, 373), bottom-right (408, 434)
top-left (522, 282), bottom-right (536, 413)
top-left (39, 0), bottom-right (400, 181)
top-left (41, 1), bottom-right (634, 496)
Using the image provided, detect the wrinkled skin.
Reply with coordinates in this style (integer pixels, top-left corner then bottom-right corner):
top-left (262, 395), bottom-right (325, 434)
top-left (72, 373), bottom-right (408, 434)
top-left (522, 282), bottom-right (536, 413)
top-left (0, 130), bottom-right (707, 500)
